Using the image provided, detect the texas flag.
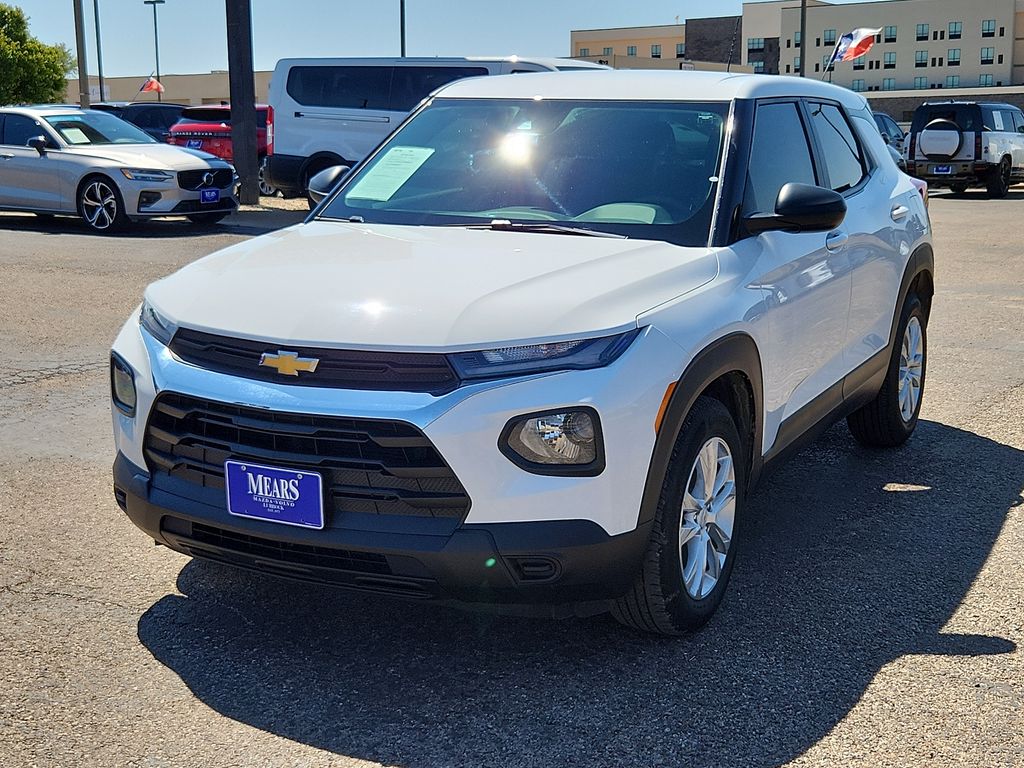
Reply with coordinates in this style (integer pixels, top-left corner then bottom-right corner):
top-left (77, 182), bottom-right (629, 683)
top-left (140, 76), bottom-right (165, 94)
top-left (830, 28), bottom-right (882, 64)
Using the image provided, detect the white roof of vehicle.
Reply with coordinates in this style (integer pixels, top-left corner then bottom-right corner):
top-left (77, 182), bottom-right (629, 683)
top-left (273, 56), bottom-right (606, 70)
top-left (438, 70), bottom-right (868, 107)
top-left (2, 105), bottom-right (88, 116)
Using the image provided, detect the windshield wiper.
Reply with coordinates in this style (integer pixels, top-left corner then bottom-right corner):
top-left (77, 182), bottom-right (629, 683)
top-left (454, 219), bottom-right (627, 239)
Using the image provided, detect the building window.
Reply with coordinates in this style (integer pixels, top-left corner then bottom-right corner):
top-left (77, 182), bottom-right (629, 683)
top-left (982, 19), bottom-right (996, 37)
top-left (916, 23), bottom-right (929, 41)
top-left (823, 29), bottom-right (837, 45)
top-left (980, 74), bottom-right (994, 86)
top-left (578, 48), bottom-right (589, 57)
top-left (948, 48), bottom-right (960, 66)
top-left (915, 50), bottom-right (927, 67)
top-left (627, 45), bottom-right (637, 56)
top-left (883, 77), bottom-right (896, 90)
top-left (949, 21), bottom-right (962, 39)
top-left (822, 54), bottom-right (832, 69)
top-left (853, 55), bottom-right (866, 70)
top-left (981, 47), bottom-right (994, 65)
top-left (794, 56), bottom-right (801, 71)
top-left (795, 30), bottom-right (802, 46)
top-left (603, 47), bottom-right (613, 56)
top-left (747, 38), bottom-right (765, 51)
top-left (651, 44), bottom-right (661, 58)
top-left (676, 42), bottom-right (685, 58)
top-left (946, 75), bottom-right (960, 88)
top-left (915, 77), bottom-right (928, 89)
top-left (884, 25), bottom-right (897, 42)
top-left (752, 61), bottom-right (765, 73)
top-left (851, 79), bottom-right (866, 92)
top-left (884, 51), bottom-right (896, 68)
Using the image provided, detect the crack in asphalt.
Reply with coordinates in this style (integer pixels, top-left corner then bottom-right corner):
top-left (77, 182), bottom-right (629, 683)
top-left (0, 361), bottom-right (107, 389)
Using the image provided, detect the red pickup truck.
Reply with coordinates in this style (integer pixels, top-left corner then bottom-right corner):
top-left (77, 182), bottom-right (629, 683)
top-left (167, 105), bottom-right (276, 195)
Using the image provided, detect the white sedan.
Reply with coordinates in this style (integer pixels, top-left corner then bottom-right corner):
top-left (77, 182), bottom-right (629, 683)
top-left (0, 106), bottom-right (238, 232)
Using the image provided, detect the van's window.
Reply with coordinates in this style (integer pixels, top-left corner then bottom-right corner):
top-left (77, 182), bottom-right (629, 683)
top-left (287, 66), bottom-right (392, 110)
top-left (911, 104), bottom-right (981, 132)
top-left (319, 98), bottom-right (729, 247)
top-left (743, 102), bottom-right (817, 216)
top-left (808, 103), bottom-right (866, 193)
top-left (390, 66), bottom-right (488, 111)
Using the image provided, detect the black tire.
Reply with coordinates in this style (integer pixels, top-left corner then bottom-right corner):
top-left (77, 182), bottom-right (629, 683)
top-left (847, 294), bottom-right (927, 448)
top-left (986, 157), bottom-right (1011, 199)
top-left (258, 156), bottom-right (278, 197)
top-left (187, 212), bottom-right (230, 226)
top-left (950, 182), bottom-right (969, 195)
top-left (77, 175), bottom-right (130, 233)
top-left (613, 396), bottom-right (747, 636)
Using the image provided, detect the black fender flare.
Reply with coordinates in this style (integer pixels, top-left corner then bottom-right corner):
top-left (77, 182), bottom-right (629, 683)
top-left (890, 242), bottom-right (935, 346)
top-left (636, 332), bottom-right (764, 527)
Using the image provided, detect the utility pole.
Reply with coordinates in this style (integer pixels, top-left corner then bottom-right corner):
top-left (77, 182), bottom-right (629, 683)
top-left (72, 0), bottom-right (90, 107)
top-left (143, 0), bottom-right (165, 101)
top-left (799, 0), bottom-right (808, 76)
top-left (400, 0), bottom-right (406, 56)
top-left (93, 0), bottom-right (105, 100)
top-left (226, 0), bottom-right (259, 205)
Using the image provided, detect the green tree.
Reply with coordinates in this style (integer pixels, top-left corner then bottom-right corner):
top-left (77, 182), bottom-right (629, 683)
top-left (0, 4), bottom-right (75, 105)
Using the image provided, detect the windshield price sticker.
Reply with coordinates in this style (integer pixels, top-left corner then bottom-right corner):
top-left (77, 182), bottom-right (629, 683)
top-left (346, 146), bottom-right (434, 202)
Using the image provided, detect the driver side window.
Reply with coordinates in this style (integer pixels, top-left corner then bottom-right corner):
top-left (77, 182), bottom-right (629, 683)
top-left (743, 101), bottom-right (818, 216)
top-left (3, 114), bottom-right (45, 147)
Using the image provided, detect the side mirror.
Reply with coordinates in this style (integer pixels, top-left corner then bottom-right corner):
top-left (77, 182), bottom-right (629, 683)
top-left (28, 136), bottom-right (47, 155)
top-left (744, 183), bottom-right (847, 235)
top-left (307, 165), bottom-right (350, 206)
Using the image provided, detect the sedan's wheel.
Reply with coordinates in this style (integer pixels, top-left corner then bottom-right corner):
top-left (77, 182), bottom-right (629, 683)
top-left (987, 157), bottom-right (1011, 199)
top-left (258, 156), bottom-right (278, 197)
top-left (78, 177), bottom-right (128, 232)
top-left (613, 396), bottom-right (745, 636)
top-left (847, 293), bottom-right (927, 447)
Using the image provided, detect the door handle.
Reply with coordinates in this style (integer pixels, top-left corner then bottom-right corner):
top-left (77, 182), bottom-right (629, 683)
top-left (0, 153), bottom-right (14, 159)
top-left (825, 230), bottom-right (849, 251)
top-left (891, 204), bottom-right (910, 221)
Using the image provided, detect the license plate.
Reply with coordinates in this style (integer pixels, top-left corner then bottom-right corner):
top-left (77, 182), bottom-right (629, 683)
top-left (186, 139), bottom-right (203, 149)
top-left (225, 460), bottom-right (324, 529)
top-left (200, 189), bottom-right (220, 204)
top-left (932, 165), bottom-right (952, 175)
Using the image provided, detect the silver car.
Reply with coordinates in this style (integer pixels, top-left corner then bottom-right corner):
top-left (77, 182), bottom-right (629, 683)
top-left (0, 106), bottom-right (238, 232)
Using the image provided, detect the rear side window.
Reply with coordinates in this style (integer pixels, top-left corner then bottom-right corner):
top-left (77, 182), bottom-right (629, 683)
top-left (911, 104), bottom-right (981, 133)
top-left (743, 101), bottom-right (817, 215)
top-left (286, 66), bottom-right (393, 110)
top-left (390, 66), bottom-right (488, 111)
top-left (807, 103), bottom-right (866, 193)
top-left (985, 107), bottom-right (1017, 133)
top-left (3, 114), bottom-right (44, 146)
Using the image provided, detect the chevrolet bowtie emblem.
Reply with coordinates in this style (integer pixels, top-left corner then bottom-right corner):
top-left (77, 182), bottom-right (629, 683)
top-left (259, 350), bottom-right (320, 376)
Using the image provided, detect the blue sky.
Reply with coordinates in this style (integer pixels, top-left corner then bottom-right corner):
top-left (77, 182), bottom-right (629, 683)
top-left (16, 0), bottom-right (883, 78)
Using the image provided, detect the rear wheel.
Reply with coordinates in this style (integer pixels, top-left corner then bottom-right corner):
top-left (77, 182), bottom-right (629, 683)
top-left (613, 397), bottom-right (745, 636)
top-left (950, 182), bottom-right (968, 195)
top-left (986, 157), bottom-right (1011, 199)
top-left (77, 176), bottom-right (130, 233)
top-left (187, 212), bottom-right (229, 227)
top-left (258, 156), bottom-right (278, 197)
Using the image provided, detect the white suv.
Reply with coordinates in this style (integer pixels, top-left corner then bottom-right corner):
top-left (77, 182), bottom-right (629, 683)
top-left (111, 72), bottom-right (933, 635)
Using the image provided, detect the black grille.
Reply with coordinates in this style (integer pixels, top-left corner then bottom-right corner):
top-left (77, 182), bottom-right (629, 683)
top-left (178, 168), bottom-right (234, 190)
top-left (143, 393), bottom-right (471, 522)
top-left (169, 328), bottom-right (461, 395)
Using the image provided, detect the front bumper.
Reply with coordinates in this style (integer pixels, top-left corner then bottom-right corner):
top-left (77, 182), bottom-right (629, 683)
top-left (120, 175), bottom-right (239, 218)
top-left (114, 453), bottom-right (651, 612)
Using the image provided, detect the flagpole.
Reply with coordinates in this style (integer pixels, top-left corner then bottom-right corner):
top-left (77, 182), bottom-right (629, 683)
top-left (132, 71), bottom-right (155, 102)
top-left (821, 39), bottom-right (841, 81)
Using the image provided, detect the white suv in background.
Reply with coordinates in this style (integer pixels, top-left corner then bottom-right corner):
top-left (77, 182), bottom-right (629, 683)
top-left (905, 100), bottom-right (1024, 197)
top-left (111, 72), bottom-right (933, 636)
top-left (265, 56), bottom-right (607, 204)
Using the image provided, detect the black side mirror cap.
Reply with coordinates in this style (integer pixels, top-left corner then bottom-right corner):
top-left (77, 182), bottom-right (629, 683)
top-left (307, 165), bottom-right (351, 206)
top-left (28, 136), bottom-right (47, 155)
top-left (744, 182), bottom-right (847, 236)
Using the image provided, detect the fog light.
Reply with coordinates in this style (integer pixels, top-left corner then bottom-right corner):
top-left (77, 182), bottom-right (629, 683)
top-left (500, 408), bottom-right (604, 475)
top-left (110, 353), bottom-right (137, 416)
top-left (138, 191), bottom-right (162, 209)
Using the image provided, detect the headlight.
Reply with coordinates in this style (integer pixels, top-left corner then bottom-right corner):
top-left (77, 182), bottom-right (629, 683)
top-left (110, 353), bottom-right (137, 416)
top-left (500, 408), bottom-right (604, 475)
top-left (449, 329), bottom-right (639, 380)
top-left (140, 300), bottom-right (176, 346)
top-left (121, 168), bottom-right (174, 182)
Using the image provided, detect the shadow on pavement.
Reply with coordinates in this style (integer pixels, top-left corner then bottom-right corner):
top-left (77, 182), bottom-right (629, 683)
top-left (138, 421), bottom-right (1022, 767)
top-left (0, 208), bottom-right (305, 238)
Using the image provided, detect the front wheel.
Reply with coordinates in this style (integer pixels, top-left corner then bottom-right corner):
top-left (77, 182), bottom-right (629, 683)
top-left (847, 294), bottom-right (927, 447)
top-left (187, 212), bottom-right (230, 227)
top-left (986, 157), bottom-right (1011, 199)
top-left (77, 176), bottom-right (130, 233)
top-left (613, 396), bottom-right (745, 636)
top-left (950, 182), bottom-right (969, 195)
top-left (258, 156), bottom-right (278, 197)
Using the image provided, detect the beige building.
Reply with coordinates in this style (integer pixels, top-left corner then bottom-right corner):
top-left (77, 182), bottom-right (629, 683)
top-left (65, 70), bottom-right (273, 106)
top-left (570, 24), bottom-right (687, 62)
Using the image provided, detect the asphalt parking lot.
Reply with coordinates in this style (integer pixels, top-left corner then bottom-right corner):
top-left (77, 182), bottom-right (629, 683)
top-left (1, 195), bottom-right (1022, 768)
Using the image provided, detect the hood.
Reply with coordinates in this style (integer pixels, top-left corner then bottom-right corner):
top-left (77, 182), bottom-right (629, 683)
top-left (146, 221), bottom-right (719, 351)
top-left (63, 143), bottom-right (224, 169)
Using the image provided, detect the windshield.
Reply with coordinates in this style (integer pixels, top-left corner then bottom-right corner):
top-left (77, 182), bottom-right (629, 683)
top-left (45, 111), bottom-right (156, 145)
top-left (318, 98), bottom-right (729, 246)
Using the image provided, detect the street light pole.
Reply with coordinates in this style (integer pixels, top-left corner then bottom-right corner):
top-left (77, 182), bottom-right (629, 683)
top-left (799, 0), bottom-right (807, 76)
top-left (93, 0), bottom-right (105, 100)
top-left (143, 0), bottom-right (165, 101)
top-left (72, 0), bottom-right (90, 107)
top-left (400, 0), bottom-right (406, 56)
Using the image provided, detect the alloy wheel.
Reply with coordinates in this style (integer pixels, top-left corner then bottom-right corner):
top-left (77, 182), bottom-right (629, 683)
top-left (258, 158), bottom-right (276, 197)
top-left (899, 315), bottom-right (924, 422)
top-left (81, 180), bottom-right (118, 231)
top-left (679, 437), bottom-right (737, 600)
